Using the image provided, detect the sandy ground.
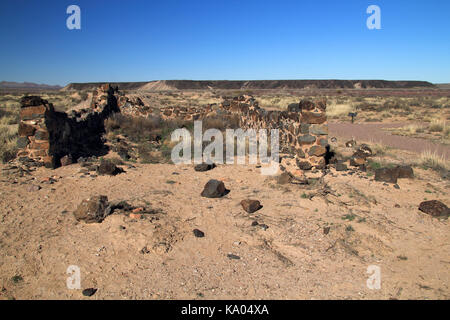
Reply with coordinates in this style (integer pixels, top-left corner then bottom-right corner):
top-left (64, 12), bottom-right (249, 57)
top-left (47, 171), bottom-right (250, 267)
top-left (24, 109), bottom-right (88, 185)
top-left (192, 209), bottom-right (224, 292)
top-left (0, 153), bottom-right (449, 300)
top-left (329, 122), bottom-right (450, 160)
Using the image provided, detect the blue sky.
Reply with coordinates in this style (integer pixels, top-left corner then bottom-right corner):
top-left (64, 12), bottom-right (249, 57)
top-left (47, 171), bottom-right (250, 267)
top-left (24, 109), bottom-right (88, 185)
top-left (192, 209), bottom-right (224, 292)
top-left (1, 0), bottom-right (449, 85)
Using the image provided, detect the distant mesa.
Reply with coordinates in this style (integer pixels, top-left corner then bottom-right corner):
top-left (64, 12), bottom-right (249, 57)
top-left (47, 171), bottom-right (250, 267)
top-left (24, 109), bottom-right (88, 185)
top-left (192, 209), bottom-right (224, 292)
top-left (0, 81), bottom-right (62, 91)
top-left (62, 79), bottom-right (436, 91)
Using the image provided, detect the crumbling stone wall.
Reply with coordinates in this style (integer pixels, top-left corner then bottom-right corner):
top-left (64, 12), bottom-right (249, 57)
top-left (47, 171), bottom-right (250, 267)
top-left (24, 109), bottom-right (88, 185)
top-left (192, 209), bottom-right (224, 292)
top-left (17, 85), bottom-right (327, 172)
top-left (220, 95), bottom-right (328, 171)
top-left (17, 84), bottom-right (120, 168)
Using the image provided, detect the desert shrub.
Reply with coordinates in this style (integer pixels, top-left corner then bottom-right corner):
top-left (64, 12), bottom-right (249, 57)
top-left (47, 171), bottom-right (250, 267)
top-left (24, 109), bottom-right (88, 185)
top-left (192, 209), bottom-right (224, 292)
top-left (0, 125), bottom-right (18, 163)
top-left (428, 120), bottom-right (446, 132)
top-left (105, 113), bottom-right (165, 142)
top-left (417, 150), bottom-right (448, 172)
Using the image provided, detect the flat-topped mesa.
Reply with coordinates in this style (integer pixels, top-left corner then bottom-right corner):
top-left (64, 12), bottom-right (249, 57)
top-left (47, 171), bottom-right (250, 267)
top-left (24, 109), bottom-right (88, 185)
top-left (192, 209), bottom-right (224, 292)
top-left (16, 84), bottom-right (120, 168)
top-left (220, 95), bottom-right (328, 173)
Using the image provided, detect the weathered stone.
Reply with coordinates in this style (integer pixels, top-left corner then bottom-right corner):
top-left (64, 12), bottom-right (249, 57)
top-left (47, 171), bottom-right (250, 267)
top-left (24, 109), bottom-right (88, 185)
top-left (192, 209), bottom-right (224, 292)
top-left (97, 160), bottom-right (123, 175)
top-left (73, 195), bottom-right (110, 223)
top-left (297, 160), bottom-right (312, 170)
top-left (240, 199), bottom-right (262, 213)
top-left (375, 168), bottom-right (398, 183)
top-left (308, 145), bottom-right (327, 157)
top-left (16, 137), bottom-right (29, 149)
top-left (300, 123), bottom-right (310, 134)
top-left (193, 229), bottom-right (205, 238)
top-left (18, 123), bottom-right (36, 136)
top-left (29, 140), bottom-right (49, 150)
top-left (309, 124), bottom-right (328, 135)
top-left (298, 135), bottom-right (316, 145)
top-left (345, 140), bottom-right (356, 147)
top-left (335, 163), bottom-right (348, 171)
top-left (201, 179), bottom-right (228, 198)
top-left (60, 155), bottom-right (73, 166)
top-left (350, 157), bottom-right (366, 167)
top-left (34, 130), bottom-right (49, 141)
top-left (319, 138), bottom-right (328, 146)
top-left (296, 148), bottom-right (305, 158)
top-left (194, 163), bottom-right (216, 172)
top-left (419, 200), bottom-right (450, 217)
top-left (301, 111), bottom-right (326, 124)
top-left (396, 165), bottom-right (414, 179)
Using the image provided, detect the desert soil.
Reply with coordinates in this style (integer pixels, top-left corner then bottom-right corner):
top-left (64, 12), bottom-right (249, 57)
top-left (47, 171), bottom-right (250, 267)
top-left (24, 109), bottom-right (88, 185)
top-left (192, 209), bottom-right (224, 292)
top-left (0, 155), bottom-right (449, 300)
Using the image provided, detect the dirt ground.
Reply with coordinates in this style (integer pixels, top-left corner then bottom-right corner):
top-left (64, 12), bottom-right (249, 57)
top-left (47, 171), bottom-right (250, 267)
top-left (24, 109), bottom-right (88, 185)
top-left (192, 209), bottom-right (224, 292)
top-left (0, 148), bottom-right (449, 300)
top-left (329, 122), bottom-right (450, 160)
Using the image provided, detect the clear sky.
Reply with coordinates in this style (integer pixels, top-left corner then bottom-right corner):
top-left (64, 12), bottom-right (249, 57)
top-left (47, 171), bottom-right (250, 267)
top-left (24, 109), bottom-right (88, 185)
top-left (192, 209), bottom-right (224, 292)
top-left (1, 0), bottom-right (449, 86)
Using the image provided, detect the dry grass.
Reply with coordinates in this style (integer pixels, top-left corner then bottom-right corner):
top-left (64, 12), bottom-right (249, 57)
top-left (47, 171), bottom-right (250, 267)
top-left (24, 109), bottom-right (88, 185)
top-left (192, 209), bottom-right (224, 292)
top-left (0, 124), bottom-right (18, 163)
top-left (416, 150), bottom-right (449, 172)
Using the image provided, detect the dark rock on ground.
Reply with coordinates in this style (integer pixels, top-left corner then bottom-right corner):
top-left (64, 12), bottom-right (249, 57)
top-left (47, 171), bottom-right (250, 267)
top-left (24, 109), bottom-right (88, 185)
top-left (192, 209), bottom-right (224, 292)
top-left (60, 155), bottom-right (72, 166)
top-left (335, 163), bottom-right (348, 171)
top-left (240, 199), bottom-right (262, 213)
top-left (201, 179), bottom-right (229, 198)
top-left (375, 168), bottom-right (398, 184)
top-left (193, 229), bottom-right (205, 238)
top-left (227, 254), bottom-right (241, 260)
top-left (396, 165), bottom-right (414, 179)
top-left (97, 160), bottom-right (124, 176)
top-left (82, 288), bottom-right (97, 297)
top-left (73, 195), bottom-right (110, 223)
top-left (419, 200), bottom-right (450, 217)
top-left (194, 163), bottom-right (216, 172)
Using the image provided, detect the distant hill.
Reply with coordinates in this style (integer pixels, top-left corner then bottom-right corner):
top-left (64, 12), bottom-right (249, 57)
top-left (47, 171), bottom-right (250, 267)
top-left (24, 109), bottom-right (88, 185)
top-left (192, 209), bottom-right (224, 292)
top-left (62, 79), bottom-right (436, 91)
top-left (0, 81), bottom-right (62, 91)
top-left (436, 83), bottom-right (450, 89)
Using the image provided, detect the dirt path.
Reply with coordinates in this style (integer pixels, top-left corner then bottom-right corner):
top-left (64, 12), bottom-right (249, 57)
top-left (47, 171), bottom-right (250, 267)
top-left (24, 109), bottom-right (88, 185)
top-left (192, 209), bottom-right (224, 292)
top-left (329, 122), bottom-right (450, 160)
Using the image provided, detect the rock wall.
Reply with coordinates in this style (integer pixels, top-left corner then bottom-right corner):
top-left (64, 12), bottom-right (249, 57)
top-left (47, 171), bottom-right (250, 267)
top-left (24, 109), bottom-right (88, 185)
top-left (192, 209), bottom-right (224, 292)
top-left (220, 95), bottom-right (328, 171)
top-left (17, 85), bottom-right (328, 172)
top-left (17, 84), bottom-right (120, 168)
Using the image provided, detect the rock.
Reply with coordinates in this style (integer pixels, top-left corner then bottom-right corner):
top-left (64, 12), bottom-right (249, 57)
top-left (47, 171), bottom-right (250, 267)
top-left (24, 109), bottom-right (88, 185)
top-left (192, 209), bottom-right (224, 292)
top-left (16, 137), bottom-right (29, 149)
top-left (117, 148), bottom-right (130, 161)
top-left (350, 157), bottom-right (366, 167)
top-left (251, 221), bottom-right (259, 226)
top-left (82, 288), bottom-right (97, 297)
top-left (356, 144), bottom-right (373, 157)
top-left (193, 229), bottom-right (205, 238)
top-left (200, 179), bottom-right (228, 198)
top-left (194, 163), bottom-right (216, 172)
top-left (375, 168), bottom-right (398, 183)
top-left (335, 163), bottom-right (348, 171)
top-left (396, 165), bottom-right (414, 179)
top-left (129, 213), bottom-right (142, 220)
top-left (258, 224), bottom-right (269, 230)
top-left (308, 145), bottom-right (327, 157)
top-left (227, 254), bottom-right (240, 260)
top-left (73, 195), bottom-right (110, 223)
top-left (345, 139), bottom-right (356, 147)
top-left (394, 184), bottom-right (400, 189)
top-left (276, 172), bottom-right (292, 184)
top-left (27, 185), bottom-right (41, 192)
top-left (323, 227), bottom-right (330, 235)
top-left (297, 161), bottom-right (312, 170)
top-left (419, 200), bottom-right (450, 217)
top-left (97, 160), bottom-right (123, 176)
top-left (60, 155), bottom-right (72, 166)
top-left (240, 199), bottom-right (262, 213)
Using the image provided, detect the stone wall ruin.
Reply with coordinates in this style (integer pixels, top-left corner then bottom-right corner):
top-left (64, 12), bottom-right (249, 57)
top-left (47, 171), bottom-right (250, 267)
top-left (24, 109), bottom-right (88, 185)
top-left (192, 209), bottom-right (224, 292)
top-left (16, 85), bottom-right (328, 173)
